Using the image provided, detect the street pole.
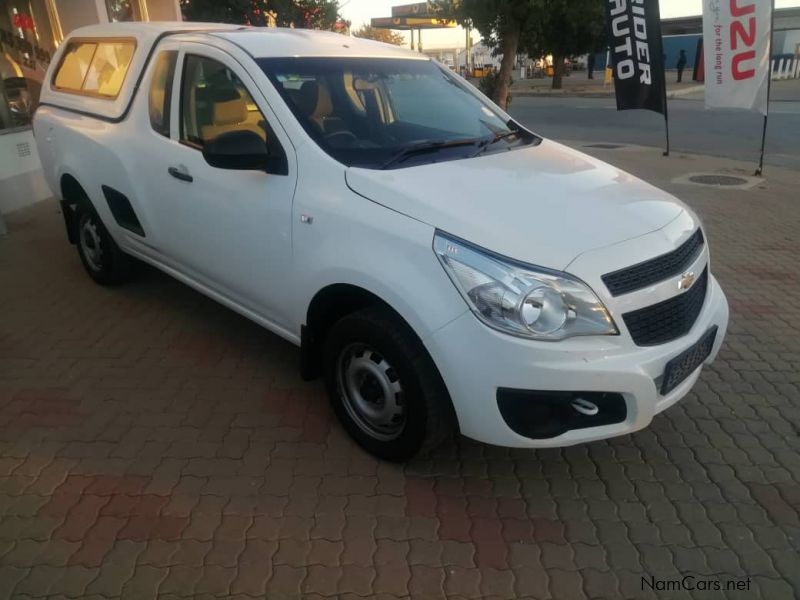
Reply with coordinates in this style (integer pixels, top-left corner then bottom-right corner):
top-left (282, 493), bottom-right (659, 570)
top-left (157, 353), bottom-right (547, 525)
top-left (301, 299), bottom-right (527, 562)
top-left (662, 55), bottom-right (670, 157)
top-left (658, 16), bottom-right (670, 157)
top-left (756, 0), bottom-right (776, 177)
top-left (464, 27), bottom-right (468, 74)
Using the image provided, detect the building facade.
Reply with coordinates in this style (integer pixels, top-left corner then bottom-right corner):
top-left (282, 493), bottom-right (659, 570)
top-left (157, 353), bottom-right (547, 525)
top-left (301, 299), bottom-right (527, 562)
top-left (659, 8), bottom-right (800, 76)
top-left (0, 0), bottom-right (181, 214)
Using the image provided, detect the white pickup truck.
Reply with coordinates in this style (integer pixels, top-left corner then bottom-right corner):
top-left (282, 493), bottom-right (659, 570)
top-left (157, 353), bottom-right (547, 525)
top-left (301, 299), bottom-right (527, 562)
top-left (34, 22), bottom-right (729, 460)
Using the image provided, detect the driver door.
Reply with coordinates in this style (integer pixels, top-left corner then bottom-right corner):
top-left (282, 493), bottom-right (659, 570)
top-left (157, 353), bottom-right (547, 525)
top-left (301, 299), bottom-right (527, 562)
top-left (145, 43), bottom-right (297, 331)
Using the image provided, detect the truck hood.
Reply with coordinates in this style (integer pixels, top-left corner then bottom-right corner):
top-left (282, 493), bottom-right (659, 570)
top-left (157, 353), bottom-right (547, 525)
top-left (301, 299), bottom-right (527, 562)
top-left (345, 139), bottom-right (686, 270)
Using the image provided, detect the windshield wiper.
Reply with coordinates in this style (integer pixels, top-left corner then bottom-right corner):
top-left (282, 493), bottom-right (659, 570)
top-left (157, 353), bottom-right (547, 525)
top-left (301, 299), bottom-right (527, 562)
top-left (471, 130), bottom-right (523, 158)
top-left (379, 138), bottom-right (482, 170)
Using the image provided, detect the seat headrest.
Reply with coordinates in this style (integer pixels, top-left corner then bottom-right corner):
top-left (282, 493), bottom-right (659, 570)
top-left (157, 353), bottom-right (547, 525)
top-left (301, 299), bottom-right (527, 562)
top-left (297, 81), bottom-right (333, 120)
top-left (212, 97), bottom-right (247, 126)
top-left (207, 86), bottom-right (241, 103)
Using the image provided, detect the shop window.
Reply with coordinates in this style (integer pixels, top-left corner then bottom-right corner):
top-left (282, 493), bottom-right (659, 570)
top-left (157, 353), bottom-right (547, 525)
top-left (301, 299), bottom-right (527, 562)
top-left (0, 0), bottom-right (56, 131)
top-left (105, 0), bottom-right (143, 22)
top-left (52, 39), bottom-right (135, 98)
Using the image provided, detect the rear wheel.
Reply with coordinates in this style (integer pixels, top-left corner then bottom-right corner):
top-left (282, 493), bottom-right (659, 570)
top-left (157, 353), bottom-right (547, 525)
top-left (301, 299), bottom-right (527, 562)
top-left (76, 207), bottom-right (133, 285)
top-left (323, 307), bottom-right (452, 461)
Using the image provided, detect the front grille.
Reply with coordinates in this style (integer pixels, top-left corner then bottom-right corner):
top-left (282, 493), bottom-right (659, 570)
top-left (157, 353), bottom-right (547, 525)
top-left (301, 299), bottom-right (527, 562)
top-left (623, 268), bottom-right (708, 346)
top-left (602, 229), bottom-right (705, 296)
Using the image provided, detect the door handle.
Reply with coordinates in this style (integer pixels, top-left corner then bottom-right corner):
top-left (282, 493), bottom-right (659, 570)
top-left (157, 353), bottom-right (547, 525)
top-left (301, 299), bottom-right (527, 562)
top-left (168, 166), bottom-right (193, 183)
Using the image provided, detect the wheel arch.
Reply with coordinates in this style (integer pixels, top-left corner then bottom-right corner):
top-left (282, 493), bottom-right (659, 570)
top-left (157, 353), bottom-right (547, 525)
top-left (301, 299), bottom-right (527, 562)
top-left (302, 284), bottom-right (390, 379)
top-left (59, 172), bottom-right (93, 245)
top-left (301, 283), bottom-right (429, 381)
top-left (301, 282), bottom-right (458, 435)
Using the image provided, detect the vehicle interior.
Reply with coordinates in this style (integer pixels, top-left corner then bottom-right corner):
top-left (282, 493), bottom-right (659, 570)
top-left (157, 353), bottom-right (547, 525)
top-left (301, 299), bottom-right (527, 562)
top-left (278, 73), bottom-right (394, 149)
top-left (259, 57), bottom-right (533, 168)
top-left (181, 55), bottom-right (268, 147)
top-left (271, 63), bottom-right (492, 150)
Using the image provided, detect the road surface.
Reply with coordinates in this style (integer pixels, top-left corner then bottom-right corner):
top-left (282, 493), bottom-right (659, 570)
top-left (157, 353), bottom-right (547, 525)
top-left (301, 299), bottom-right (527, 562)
top-left (508, 96), bottom-right (800, 170)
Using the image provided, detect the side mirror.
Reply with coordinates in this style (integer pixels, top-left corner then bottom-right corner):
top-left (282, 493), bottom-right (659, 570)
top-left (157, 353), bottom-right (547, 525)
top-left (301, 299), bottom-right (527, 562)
top-left (202, 130), bottom-right (270, 171)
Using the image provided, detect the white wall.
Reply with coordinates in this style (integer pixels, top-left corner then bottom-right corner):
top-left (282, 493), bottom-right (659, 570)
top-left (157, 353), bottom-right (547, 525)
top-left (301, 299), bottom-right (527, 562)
top-left (0, 130), bottom-right (52, 213)
top-left (0, 130), bottom-right (41, 182)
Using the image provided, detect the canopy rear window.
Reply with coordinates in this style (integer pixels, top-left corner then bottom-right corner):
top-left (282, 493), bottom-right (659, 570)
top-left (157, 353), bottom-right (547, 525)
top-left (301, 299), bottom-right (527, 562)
top-left (53, 39), bottom-right (136, 99)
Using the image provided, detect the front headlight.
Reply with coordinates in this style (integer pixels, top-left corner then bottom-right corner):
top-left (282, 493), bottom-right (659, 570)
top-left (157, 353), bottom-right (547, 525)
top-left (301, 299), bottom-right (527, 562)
top-left (433, 232), bottom-right (618, 341)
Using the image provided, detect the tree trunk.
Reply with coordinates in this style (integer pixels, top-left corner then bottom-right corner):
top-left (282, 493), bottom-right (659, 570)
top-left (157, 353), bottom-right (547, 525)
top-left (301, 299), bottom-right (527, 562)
top-left (551, 51), bottom-right (565, 90)
top-left (493, 28), bottom-right (519, 110)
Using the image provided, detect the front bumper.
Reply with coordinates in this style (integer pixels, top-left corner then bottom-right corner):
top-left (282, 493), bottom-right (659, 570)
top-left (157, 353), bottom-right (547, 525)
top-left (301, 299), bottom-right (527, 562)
top-left (425, 274), bottom-right (729, 448)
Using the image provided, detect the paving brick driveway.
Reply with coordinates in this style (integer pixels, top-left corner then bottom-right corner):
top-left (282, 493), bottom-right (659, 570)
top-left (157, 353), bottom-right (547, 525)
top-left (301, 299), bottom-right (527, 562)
top-left (0, 149), bottom-right (799, 599)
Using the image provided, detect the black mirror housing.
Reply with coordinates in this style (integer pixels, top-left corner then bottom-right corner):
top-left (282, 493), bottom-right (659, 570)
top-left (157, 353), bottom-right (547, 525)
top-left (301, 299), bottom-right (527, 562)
top-left (202, 130), bottom-right (270, 171)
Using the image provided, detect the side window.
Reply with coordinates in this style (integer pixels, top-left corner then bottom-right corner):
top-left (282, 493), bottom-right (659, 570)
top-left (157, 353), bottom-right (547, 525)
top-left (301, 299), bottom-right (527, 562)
top-left (149, 51), bottom-right (178, 137)
top-left (180, 54), bottom-right (268, 148)
top-left (53, 39), bottom-right (136, 98)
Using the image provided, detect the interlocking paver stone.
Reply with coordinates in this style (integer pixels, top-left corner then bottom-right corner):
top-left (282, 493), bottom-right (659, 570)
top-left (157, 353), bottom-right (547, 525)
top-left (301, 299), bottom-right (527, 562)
top-left (2, 148), bottom-right (800, 598)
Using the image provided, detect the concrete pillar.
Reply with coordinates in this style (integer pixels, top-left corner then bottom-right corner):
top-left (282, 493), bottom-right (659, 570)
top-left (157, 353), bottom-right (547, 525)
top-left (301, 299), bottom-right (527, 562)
top-left (93, 0), bottom-right (110, 23)
top-left (145, 0), bottom-right (182, 21)
top-left (0, 76), bottom-right (13, 130)
top-left (53, 0), bottom-right (103, 35)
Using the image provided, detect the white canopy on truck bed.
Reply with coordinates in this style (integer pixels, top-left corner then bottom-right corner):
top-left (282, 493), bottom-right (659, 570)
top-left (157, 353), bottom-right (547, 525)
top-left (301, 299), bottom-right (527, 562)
top-left (39, 22), bottom-right (245, 122)
top-left (38, 22), bottom-right (428, 123)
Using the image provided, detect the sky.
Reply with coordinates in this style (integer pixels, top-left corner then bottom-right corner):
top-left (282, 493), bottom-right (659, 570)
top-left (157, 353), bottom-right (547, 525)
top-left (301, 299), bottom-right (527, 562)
top-left (340, 0), bottom-right (800, 49)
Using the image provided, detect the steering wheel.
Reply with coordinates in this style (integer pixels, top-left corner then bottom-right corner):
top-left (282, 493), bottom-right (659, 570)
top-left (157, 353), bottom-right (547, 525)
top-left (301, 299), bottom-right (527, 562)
top-left (325, 130), bottom-right (358, 145)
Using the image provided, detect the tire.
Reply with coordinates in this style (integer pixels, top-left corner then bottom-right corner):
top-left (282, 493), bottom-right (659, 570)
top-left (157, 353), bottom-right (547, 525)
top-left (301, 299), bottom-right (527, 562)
top-left (322, 307), bottom-right (453, 461)
top-left (75, 205), bottom-right (133, 285)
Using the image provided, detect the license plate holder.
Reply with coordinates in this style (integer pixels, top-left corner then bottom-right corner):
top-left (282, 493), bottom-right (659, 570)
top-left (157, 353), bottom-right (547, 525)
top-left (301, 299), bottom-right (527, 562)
top-left (660, 326), bottom-right (718, 395)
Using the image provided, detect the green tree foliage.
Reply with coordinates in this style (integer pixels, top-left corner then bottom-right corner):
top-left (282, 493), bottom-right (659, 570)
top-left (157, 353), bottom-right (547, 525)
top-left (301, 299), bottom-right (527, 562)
top-left (353, 25), bottom-right (407, 46)
top-left (435, 0), bottom-right (606, 99)
top-left (433, 0), bottom-right (538, 108)
top-left (521, 0), bottom-right (606, 89)
top-left (181, 0), bottom-right (341, 29)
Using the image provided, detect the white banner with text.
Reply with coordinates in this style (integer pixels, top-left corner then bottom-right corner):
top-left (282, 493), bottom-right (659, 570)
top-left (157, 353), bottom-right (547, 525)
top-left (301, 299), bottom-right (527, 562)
top-left (703, 0), bottom-right (772, 115)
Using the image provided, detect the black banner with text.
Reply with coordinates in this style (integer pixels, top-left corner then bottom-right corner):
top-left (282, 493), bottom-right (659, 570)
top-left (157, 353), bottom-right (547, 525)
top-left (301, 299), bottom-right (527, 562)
top-left (606, 0), bottom-right (666, 114)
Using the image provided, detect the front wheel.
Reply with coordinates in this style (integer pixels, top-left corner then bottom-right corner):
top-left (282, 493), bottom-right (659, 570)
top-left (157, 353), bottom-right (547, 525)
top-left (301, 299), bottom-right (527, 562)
top-left (322, 307), bottom-right (453, 461)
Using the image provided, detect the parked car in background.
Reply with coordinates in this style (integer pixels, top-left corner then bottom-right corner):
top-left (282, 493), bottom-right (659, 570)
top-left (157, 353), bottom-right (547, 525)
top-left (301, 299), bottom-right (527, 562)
top-left (34, 23), bottom-right (729, 460)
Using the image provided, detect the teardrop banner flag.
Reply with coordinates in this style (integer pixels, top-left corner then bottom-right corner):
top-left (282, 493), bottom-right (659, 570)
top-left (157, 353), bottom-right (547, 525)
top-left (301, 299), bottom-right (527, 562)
top-left (606, 0), bottom-right (667, 115)
top-left (703, 0), bottom-right (772, 115)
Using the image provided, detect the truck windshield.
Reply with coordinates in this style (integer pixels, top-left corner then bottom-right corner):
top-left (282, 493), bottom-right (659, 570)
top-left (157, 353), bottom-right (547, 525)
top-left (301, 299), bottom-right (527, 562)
top-left (257, 57), bottom-right (538, 170)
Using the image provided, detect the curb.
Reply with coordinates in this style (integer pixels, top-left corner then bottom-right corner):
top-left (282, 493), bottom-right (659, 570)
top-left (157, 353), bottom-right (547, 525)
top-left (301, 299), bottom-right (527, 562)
top-left (667, 85), bottom-right (704, 98)
top-left (511, 84), bottom-right (705, 100)
top-left (513, 88), bottom-right (613, 98)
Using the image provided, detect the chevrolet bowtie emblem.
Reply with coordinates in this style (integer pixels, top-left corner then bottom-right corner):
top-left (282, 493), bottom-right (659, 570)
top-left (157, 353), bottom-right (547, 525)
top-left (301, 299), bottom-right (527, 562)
top-left (678, 272), bottom-right (696, 291)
